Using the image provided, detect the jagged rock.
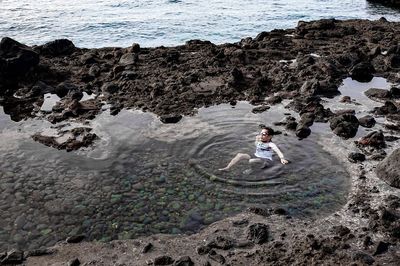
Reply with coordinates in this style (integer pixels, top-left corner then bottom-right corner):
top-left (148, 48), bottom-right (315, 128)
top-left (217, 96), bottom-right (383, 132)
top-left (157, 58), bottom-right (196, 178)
top-left (173, 256), bottom-right (194, 266)
top-left (350, 62), bottom-right (375, 82)
top-left (376, 148), bottom-right (400, 188)
top-left (142, 243), bottom-right (153, 253)
top-left (374, 101), bottom-right (398, 115)
top-left (390, 86), bottom-right (400, 98)
top-left (373, 241), bottom-right (390, 256)
top-left (364, 88), bottom-right (391, 101)
top-left (154, 255), bottom-right (174, 265)
top-left (119, 53), bottom-right (138, 65)
top-left (208, 250), bottom-right (225, 264)
top-left (332, 225), bottom-right (351, 236)
top-left (40, 39), bottom-right (76, 56)
top-left (160, 114), bottom-right (183, 124)
top-left (0, 37), bottom-right (39, 78)
top-left (247, 223), bottom-right (269, 244)
top-left (66, 235), bottom-right (85, 243)
top-left (357, 131), bottom-right (386, 148)
top-left (68, 258), bottom-right (81, 266)
top-left (196, 245), bottom-right (211, 255)
top-left (329, 114), bottom-right (359, 139)
top-left (295, 125), bottom-right (311, 139)
top-left (207, 236), bottom-right (235, 250)
top-left (252, 105), bottom-right (270, 113)
top-left (352, 251), bottom-right (374, 265)
top-left (348, 152), bottom-right (366, 163)
top-left (55, 82), bottom-right (79, 98)
top-left (101, 83), bottom-right (120, 94)
top-left (0, 250), bottom-right (24, 264)
top-left (359, 115), bottom-right (376, 128)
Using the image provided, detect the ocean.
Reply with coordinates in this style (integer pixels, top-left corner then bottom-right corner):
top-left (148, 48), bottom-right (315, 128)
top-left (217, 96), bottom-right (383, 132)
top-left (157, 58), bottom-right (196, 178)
top-left (0, 1), bottom-right (399, 47)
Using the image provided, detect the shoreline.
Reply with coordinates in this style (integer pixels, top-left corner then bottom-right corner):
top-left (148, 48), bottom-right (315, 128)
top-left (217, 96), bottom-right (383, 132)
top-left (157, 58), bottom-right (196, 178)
top-left (1, 18), bottom-right (400, 265)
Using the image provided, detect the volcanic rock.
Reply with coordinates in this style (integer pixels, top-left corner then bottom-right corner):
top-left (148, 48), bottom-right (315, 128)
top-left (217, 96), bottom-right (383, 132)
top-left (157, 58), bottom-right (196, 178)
top-left (348, 152), bottom-right (366, 163)
top-left (357, 131), bottom-right (386, 148)
top-left (329, 114), bottom-right (359, 139)
top-left (374, 101), bottom-right (398, 115)
top-left (358, 115), bottom-right (376, 128)
top-left (364, 88), bottom-right (391, 101)
top-left (247, 223), bottom-right (269, 244)
top-left (350, 62), bottom-right (375, 82)
top-left (173, 256), bottom-right (194, 266)
top-left (154, 255), bottom-right (174, 265)
top-left (376, 148), bottom-right (400, 188)
top-left (39, 39), bottom-right (76, 56)
top-left (0, 37), bottom-right (39, 79)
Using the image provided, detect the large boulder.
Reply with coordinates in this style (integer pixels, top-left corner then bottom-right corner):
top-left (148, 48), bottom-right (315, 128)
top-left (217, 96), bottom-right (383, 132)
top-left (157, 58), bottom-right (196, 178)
top-left (376, 149), bottom-right (400, 188)
top-left (0, 37), bottom-right (39, 78)
top-left (350, 62), bottom-right (375, 82)
top-left (330, 114), bottom-right (359, 139)
top-left (364, 88), bottom-right (391, 101)
top-left (39, 39), bottom-right (76, 56)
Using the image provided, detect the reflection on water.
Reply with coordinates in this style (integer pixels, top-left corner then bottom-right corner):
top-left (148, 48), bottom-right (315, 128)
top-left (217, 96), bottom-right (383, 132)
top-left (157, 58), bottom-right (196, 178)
top-left (0, 102), bottom-right (350, 250)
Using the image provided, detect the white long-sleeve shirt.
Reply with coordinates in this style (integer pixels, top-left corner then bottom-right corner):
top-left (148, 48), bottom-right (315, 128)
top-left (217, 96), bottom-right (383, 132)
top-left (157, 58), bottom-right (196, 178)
top-left (254, 141), bottom-right (285, 161)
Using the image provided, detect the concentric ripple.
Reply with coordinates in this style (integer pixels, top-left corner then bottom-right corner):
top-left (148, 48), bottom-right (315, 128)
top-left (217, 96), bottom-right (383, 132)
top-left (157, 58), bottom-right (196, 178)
top-left (0, 102), bottom-right (349, 251)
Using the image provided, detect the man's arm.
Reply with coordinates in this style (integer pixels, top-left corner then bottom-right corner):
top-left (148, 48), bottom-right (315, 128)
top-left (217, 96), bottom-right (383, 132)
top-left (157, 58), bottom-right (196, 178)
top-left (270, 143), bottom-right (289, 164)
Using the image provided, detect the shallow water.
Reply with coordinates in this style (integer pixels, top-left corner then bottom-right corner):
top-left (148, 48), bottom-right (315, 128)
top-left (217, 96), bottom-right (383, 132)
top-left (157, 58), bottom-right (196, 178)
top-left (0, 102), bottom-right (350, 250)
top-left (0, 0), bottom-right (399, 48)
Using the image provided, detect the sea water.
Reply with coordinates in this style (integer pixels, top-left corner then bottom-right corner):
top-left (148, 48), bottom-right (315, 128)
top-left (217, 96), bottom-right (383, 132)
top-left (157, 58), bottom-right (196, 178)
top-left (0, 0), bottom-right (399, 48)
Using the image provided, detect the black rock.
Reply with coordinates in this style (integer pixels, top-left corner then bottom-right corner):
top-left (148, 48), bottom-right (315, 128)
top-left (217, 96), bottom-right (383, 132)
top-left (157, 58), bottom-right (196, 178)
top-left (173, 256), bottom-right (194, 266)
top-left (66, 235), bottom-right (85, 244)
top-left (55, 82), bottom-right (79, 98)
top-left (376, 148), bottom-right (400, 188)
top-left (40, 39), bottom-right (76, 56)
top-left (357, 131), bottom-right (386, 148)
top-left (273, 207), bottom-right (288, 215)
top-left (196, 245), bottom-right (211, 255)
top-left (208, 250), bottom-right (225, 264)
top-left (154, 255), bottom-right (174, 265)
top-left (348, 152), bottom-right (366, 163)
top-left (1, 250), bottom-right (24, 264)
top-left (364, 88), bottom-right (391, 101)
top-left (101, 83), bottom-right (120, 94)
top-left (207, 236), bottom-right (235, 250)
top-left (232, 219), bottom-right (249, 227)
top-left (352, 251), bottom-right (374, 265)
top-left (160, 114), bottom-right (183, 124)
top-left (390, 86), bottom-right (400, 98)
top-left (374, 101), bottom-right (398, 115)
top-left (142, 243), bottom-right (153, 253)
top-left (0, 37), bottom-right (39, 77)
top-left (247, 206), bottom-right (270, 216)
top-left (350, 62), bottom-right (375, 82)
top-left (295, 125), bottom-right (311, 139)
top-left (332, 225), bottom-right (351, 236)
top-left (25, 248), bottom-right (54, 257)
top-left (373, 241), bottom-right (390, 256)
top-left (68, 258), bottom-right (81, 266)
top-left (358, 115), bottom-right (376, 128)
top-left (247, 223), bottom-right (269, 244)
top-left (251, 105), bottom-right (270, 114)
top-left (329, 114), bottom-right (359, 139)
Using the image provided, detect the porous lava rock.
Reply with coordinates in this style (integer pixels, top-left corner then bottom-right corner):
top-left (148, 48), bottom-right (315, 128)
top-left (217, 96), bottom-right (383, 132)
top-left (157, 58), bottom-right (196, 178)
top-left (376, 148), bottom-right (400, 188)
top-left (358, 115), bottom-right (376, 128)
top-left (329, 114), bottom-right (359, 139)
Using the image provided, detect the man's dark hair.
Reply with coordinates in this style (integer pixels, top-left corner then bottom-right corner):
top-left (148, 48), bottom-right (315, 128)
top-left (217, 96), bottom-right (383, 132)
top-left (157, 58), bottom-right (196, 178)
top-left (259, 124), bottom-right (274, 135)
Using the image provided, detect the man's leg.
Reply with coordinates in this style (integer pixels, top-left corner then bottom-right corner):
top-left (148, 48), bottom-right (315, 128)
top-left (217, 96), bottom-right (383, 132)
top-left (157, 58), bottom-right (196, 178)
top-left (219, 153), bottom-right (251, 171)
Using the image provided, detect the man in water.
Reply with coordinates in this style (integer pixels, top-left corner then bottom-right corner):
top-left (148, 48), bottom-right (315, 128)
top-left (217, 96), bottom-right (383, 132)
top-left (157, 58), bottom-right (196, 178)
top-left (219, 126), bottom-right (289, 171)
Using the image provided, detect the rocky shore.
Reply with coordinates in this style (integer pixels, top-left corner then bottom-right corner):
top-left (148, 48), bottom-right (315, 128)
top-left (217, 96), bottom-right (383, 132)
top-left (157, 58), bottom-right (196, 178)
top-left (1, 18), bottom-right (400, 265)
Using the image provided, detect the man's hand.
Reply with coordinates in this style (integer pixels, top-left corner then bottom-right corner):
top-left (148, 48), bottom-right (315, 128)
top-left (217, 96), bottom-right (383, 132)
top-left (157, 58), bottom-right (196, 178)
top-left (280, 158), bottom-right (289, 165)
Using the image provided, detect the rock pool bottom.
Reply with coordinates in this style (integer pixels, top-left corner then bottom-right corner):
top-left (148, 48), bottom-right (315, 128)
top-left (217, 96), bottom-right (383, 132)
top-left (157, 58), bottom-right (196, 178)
top-left (0, 102), bottom-right (350, 251)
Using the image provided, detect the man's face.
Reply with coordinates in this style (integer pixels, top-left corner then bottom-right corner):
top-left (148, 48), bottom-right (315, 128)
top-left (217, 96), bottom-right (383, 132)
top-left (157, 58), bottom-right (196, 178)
top-left (260, 129), bottom-right (272, 142)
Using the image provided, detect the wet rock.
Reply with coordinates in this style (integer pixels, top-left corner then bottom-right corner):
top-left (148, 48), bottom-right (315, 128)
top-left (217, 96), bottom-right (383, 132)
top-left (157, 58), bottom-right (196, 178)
top-left (55, 82), bottom-right (79, 98)
top-left (142, 243), bottom-right (153, 253)
top-left (295, 125), bottom-right (311, 139)
top-left (232, 219), bottom-right (249, 227)
top-left (348, 152), bottom-right (366, 163)
top-left (373, 241), bottom-right (390, 256)
top-left (374, 101), bottom-right (398, 115)
top-left (364, 88), bottom-right (391, 101)
top-left (376, 148), bottom-right (400, 188)
top-left (340, 96), bottom-right (352, 103)
top-left (129, 43), bottom-right (141, 53)
top-left (173, 256), bottom-right (194, 266)
top-left (0, 249), bottom-right (24, 264)
top-left (207, 236), bottom-right (235, 250)
top-left (358, 115), bottom-right (376, 128)
top-left (154, 255), bottom-right (174, 265)
top-left (66, 235), bottom-right (85, 243)
top-left (208, 250), bottom-right (225, 264)
top-left (390, 86), bottom-right (400, 98)
top-left (350, 62), bottom-right (375, 82)
top-left (68, 258), bottom-right (80, 266)
top-left (230, 67), bottom-right (244, 83)
top-left (251, 105), bottom-right (270, 113)
top-left (40, 39), bottom-right (76, 56)
top-left (247, 223), bottom-right (269, 244)
top-left (0, 37), bottom-right (39, 78)
top-left (357, 131), bottom-right (386, 148)
top-left (273, 208), bottom-right (288, 215)
top-left (160, 114), bottom-right (183, 124)
top-left (329, 114), bottom-right (359, 139)
top-left (88, 64), bottom-right (101, 77)
top-left (352, 251), bottom-right (374, 265)
top-left (196, 245), bottom-right (211, 255)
